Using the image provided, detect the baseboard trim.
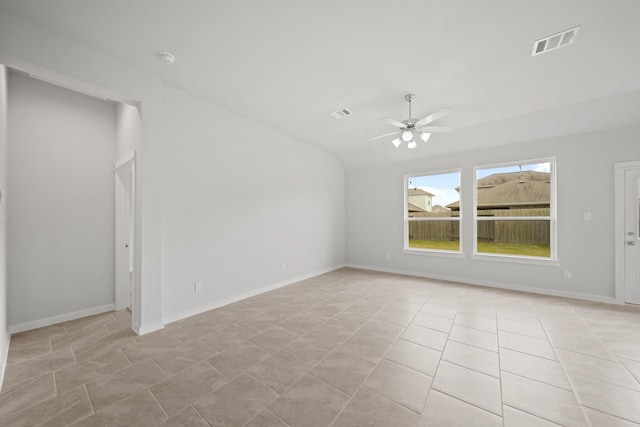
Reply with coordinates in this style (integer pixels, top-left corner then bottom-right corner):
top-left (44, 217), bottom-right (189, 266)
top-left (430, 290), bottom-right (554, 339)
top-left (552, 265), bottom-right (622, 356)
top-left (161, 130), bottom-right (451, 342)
top-left (162, 264), bottom-right (346, 325)
top-left (0, 330), bottom-right (11, 393)
top-left (8, 304), bottom-right (117, 334)
top-left (134, 321), bottom-right (164, 336)
top-left (347, 263), bottom-right (618, 305)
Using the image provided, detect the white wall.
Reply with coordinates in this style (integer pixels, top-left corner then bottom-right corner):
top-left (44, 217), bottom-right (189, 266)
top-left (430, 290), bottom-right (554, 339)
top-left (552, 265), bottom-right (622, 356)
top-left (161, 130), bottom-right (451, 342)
top-left (161, 86), bottom-right (345, 322)
top-left (7, 72), bottom-right (116, 328)
top-left (0, 65), bottom-right (9, 387)
top-left (347, 125), bottom-right (640, 301)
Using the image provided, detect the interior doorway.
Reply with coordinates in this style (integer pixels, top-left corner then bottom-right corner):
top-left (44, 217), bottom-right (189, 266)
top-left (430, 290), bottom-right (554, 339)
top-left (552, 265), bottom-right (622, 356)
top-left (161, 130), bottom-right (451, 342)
top-left (615, 161), bottom-right (640, 304)
top-left (115, 153), bottom-right (135, 311)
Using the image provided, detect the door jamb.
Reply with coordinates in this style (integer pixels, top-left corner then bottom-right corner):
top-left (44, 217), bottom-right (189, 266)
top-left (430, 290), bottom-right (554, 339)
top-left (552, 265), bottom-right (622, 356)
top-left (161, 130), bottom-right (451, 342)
top-left (614, 161), bottom-right (640, 303)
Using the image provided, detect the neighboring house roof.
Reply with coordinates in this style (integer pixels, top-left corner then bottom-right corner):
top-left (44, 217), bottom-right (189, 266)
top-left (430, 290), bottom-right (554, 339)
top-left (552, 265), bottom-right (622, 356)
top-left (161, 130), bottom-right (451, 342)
top-left (408, 203), bottom-right (427, 213)
top-left (408, 188), bottom-right (435, 197)
top-left (431, 204), bottom-right (449, 212)
top-left (447, 171), bottom-right (550, 210)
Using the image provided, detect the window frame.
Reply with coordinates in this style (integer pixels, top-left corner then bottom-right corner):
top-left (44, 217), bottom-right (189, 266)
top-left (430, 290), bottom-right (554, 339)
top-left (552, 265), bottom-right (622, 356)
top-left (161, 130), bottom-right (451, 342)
top-left (472, 157), bottom-right (558, 264)
top-left (403, 169), bottom-right (464, 258)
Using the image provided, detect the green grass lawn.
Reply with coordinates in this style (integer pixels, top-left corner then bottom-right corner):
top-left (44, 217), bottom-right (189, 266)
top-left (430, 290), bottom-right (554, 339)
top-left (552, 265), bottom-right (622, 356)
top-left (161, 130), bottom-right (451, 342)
top-left (408, 239), bottom-right (550, 257)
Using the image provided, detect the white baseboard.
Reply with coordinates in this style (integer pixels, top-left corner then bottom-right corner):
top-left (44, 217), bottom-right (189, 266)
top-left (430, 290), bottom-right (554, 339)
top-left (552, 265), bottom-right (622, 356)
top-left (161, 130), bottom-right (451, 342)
top-left (347, 263), bottom-right (618, 305)
top-left (0, 330), bottom-right (10, 392)
top-left (8, 303), bottom-right (116, 334)
top-left (162, 264), bottom-right (346, 325)
top-left (133, 321), bottom-right (164, 336)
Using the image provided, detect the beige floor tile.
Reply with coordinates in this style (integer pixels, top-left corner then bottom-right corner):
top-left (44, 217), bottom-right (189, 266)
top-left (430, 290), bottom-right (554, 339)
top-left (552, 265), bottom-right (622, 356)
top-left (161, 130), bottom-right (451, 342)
top-left (581, 406), bottom-right (640, 427)
top-left (499, 348), bottom-right (572, 390)
top-left (159, 405), bottom-right (210, 427)
top-left (269, 374), bottom-right (349, 427)
top-left (498, 330), bottom-right (557, 360)
top-left (152, 339), bottom-right (216, 376)
top-left (310, 350), bottom-right (375, 395)
top-left (333, 388), bottom-right (420, 427)
top-left (501, 371), bottom-right (586, 426)
top-left (400, 324), bottom-right (448, 351)
top-left (497, 308), bottom-right (540, 325)
top-left (0, 373), bottom-right (56, 418)
top-left (357, 318), bottom-right (404, 343)
top-left (55, 348), bottom-right (131, 393)
top-left (248, 325), bottom-right (300, 353)
top-left (568, 373), bottom-right (640, 423)
top-left (556, 348), bottom-right (640, 390)
top-left (6, 339), bottom-right (51, 365)
top-left (457, 304), bottom-right (496, 320)
top-left (121, 333), bottom-right (184, 365)
top-left (421, 303), bottom-right (457, 319)
top-left (278, 314), bottom-right (323, 335)
top-left (448, 324), bottom-right (498, 352)
top-left (363, 359), bottom-right (432, 413)
top-left (286, 329), bottom-right (343, 362)
top-left (248, 349), bottom-right (316, 393)
top-left (194, 373), bottom-right (278, 426)
top-left (73, 329), bottom-right (137, 363)
top-left (386, 299), bottom-right (423, 314)
top-left (305, 322), bottom-right (355, 341)
top-left (411, 312), bottom-right (454, 333)
top-left (384, 339), bottom-right (441, 376)
top-left (498, 317), bottom-right (546, 339)
top-left (8, 324), bottom-right (66, 349)
top-left (374, 307), bottom-right (415, 327)
top-left (86, 358), bottom-right (167, 412)
top-left (454, 313), bottom-right (497, 333)
top-left (200, 324), bottom-right (255, 352)
top-left (1, 347), bottom-right (74, 393)
top-left (442, 340), bottom-right (499, 377)
top-left (432, 361), bottom-right (501, 416)
top-left (420, 389), bottom-right (502, 427)
top-left (619, 356), bottom-right (640, 382)
top-left (150, 361), bottom-right (228, 416)
top-left (545, 328), bottom-right (616, 360)
top-left (502, 405), bottom-right (562, 426)
top-left (76, 389), bottom-right (168, 427)
top-left (244, 409), bottom-right (288, 427)
top-left (50, 327), bottom-right (109, 353)
top-left (337, 332), bottom-right (391, 364)
top-left (207, 341), bottom-right (270, 379)
top-left (0, 385), bottom-right (91, 427)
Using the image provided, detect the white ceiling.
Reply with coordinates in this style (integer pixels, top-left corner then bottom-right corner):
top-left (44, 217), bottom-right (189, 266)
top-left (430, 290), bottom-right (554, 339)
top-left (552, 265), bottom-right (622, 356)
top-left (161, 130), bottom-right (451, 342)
top-left (1, 0), bottom-right (640, 170)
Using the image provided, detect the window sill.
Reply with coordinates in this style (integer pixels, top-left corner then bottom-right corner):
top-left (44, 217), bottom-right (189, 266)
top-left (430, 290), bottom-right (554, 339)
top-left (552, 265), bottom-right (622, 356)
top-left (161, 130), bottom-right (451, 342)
top-left (471, 253), bottom-right (560, 266)
top-left (403, 248), bottom-right (466, 259)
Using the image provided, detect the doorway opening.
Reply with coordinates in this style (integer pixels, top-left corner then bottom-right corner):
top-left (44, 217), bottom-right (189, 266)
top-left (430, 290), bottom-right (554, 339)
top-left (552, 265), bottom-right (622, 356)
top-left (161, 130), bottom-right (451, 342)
top-left (615, 161), bottom-right (640, 304)
top-left (115, 153), bottom-right (135, 312)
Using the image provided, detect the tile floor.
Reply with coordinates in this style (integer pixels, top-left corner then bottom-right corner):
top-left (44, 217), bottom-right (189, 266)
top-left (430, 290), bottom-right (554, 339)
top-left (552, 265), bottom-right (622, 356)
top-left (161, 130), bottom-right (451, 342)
top-left (1, 267), bottom-right (640, 426)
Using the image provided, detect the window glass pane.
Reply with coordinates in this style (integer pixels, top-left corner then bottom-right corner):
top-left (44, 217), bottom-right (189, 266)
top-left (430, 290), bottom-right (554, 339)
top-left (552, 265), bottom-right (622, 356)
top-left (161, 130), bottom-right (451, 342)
top-left (475, 162), bottom-right (550, 216)
top-left (476, 220), bottom-right (550, 257)
top-left (408, 220), bottom-right (460, 251)
top-left (408, 172), bottom-right (460, 216)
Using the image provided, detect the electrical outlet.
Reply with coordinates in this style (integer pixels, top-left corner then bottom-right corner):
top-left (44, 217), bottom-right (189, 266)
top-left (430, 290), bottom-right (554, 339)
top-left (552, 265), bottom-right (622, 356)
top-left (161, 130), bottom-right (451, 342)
top-left (281, 263), bottom-right (286, 272)
top-left (194, 281), bottom-right (203, 292)
top-left (295, 259), bottom-right (299, 269)
top-left (583, 212), bottom-right (592, 221)
top-left (563, 271), bottom-right (572, 279)
top-left (386, 254), bottom-right (391, 260)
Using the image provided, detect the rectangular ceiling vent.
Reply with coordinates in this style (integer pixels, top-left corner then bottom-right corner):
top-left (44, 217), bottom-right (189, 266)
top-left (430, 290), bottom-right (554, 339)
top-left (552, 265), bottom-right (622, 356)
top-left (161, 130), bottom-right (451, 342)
top-left (330, 108), bottom-right (353, 119)
top-left (532, 26), bottom-right (580, 56)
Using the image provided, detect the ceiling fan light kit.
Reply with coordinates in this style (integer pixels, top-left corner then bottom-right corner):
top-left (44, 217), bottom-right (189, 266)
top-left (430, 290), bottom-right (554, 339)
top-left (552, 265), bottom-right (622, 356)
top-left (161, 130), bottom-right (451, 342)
top-left (369, 93), bottom-right (455, 149)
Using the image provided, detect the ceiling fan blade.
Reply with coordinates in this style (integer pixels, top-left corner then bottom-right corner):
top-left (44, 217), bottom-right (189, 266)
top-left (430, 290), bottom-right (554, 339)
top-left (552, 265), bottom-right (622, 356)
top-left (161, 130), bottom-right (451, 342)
top-left (368, 130), bottom-right (401, 141)
top-left (414, 108), bottom-right (452, 128)
top-left (382, 118), bottom-right (407, 129)
top-left (414, 126), bottom-right (456, 133)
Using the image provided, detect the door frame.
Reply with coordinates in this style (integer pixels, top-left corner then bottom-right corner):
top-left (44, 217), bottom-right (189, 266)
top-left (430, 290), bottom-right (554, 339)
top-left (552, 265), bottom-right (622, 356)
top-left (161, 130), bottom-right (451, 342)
top-left (114, 152), bottom-right (136, 312)
top-left (614, 160), bottom-right (640, 303)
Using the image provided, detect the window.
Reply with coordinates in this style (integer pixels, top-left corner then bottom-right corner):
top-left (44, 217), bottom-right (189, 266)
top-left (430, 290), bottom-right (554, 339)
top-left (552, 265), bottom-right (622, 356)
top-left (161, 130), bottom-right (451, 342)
top-left (474, 159), bottom-right (556, 259)
top-left (405, 171), bottom-right (461, 252)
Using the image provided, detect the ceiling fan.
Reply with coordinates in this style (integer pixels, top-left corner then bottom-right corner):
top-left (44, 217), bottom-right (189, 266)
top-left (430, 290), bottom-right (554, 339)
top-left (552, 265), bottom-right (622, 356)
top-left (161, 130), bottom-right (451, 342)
top-left (369, 94), bottom-right (455, 149)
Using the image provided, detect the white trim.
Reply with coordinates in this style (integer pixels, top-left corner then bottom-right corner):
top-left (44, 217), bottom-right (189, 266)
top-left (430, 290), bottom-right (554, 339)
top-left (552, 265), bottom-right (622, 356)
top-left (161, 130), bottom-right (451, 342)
top-left (347, 263), bottom-right (618, 305)
top-left (114, 151), bottom-right (135, 170)
top-left (133, 321), bottom-right (164, 336)
top-left (471, 253), bottom-right (561, 266)
top-left (162, 264), bottom-right (346, 325)
top-left (8, 304), bottom-right (116, 334)
top-left (0, 330), bottom-right (11, 392)
top-left (403, 249), bottom-right (465, 259)
top-left (614, 161), bottom-right (640, 303)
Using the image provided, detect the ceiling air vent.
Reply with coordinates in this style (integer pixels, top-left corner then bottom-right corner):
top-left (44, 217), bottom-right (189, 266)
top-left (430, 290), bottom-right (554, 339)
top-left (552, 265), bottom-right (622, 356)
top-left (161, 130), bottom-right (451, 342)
top-left (532, 26), bottom-right (580, 56)
top-left (330, 108), bottom-right (353, 119)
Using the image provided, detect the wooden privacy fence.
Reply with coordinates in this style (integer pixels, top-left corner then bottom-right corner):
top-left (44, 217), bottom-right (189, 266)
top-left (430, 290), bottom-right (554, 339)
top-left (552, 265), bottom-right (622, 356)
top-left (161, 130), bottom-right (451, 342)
top-left (409, 208), bottom-right (550, 245)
